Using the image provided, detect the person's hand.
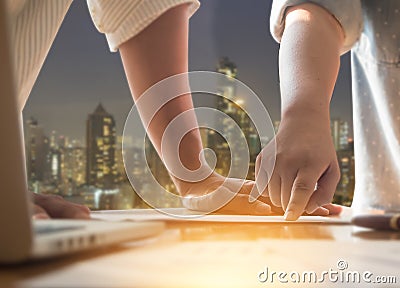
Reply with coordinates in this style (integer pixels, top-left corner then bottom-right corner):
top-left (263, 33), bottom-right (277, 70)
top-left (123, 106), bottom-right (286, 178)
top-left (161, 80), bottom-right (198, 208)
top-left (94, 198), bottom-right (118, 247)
top-left (255, 111), bottom-right (341, 221)
top-left (31, 192), bottom-right (91, 219)
top-left (174, 171), bottom-right (342, 216)
top-left (174, 172), bottom-right (273, 215)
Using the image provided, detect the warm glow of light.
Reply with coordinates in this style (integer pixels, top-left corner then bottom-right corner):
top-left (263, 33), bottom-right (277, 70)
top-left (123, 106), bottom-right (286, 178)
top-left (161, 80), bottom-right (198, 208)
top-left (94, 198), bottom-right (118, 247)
top-left (236, 99), bottom-right (244, 106)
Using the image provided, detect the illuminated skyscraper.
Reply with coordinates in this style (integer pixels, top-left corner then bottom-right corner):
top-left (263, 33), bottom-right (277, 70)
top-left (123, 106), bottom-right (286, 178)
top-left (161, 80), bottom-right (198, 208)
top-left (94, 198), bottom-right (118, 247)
top-left (25, 117), bottom-right (49, 183)
top-left (114, 136), bottom-right (126, 183)
top-left (86, 103), bottom-right (117, 189)
top-left (210, 57), bottom-right (260, 179)
top-left (331, 119), bottom-right (349, 151)
top-left (47, 130), bottom-right (62, 186)
top-left (48, 147), bottom-right (61, 186)
top-left (61, 140), bottom-right (86, 188)
top-left (335, 139), bottom-right (355, 206)
top-left (330, 119), bottom-right (354, 205)
top-left (216, 57), bottom-right (239, 130)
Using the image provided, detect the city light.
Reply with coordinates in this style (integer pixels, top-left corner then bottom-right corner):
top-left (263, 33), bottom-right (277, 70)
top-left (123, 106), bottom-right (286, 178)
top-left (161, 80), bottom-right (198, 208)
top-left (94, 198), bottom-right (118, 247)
top-left (25, 57), bottom-right (355, 209)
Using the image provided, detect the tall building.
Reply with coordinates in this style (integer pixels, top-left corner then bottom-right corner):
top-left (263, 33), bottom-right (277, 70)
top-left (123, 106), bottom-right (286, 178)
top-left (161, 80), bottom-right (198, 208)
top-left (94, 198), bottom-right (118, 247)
top-left (25, 118), bottom-right (49, 183)
top-left (47, 130), bottom-right (63, 186)
top-left (143, 136), bottom-right (181, 207)
top-left (331, 119), bottom-right (349, 151)
top-left (216, 57), bottom-right (238, 120)
top-left (210, 57), bottom-right (261, 179)
top-left (61, 140), bottom-right (86, 188)
top-left (114, 136), bottom-right (126, 183)
top-left (335, 142), bottom-right (355, 206)
top-left (86, 103), bottom-right (117, 189)
top-left (48, 146), bottom-right (62, 186)
top-left (330, 119), bottom-right (355, 205)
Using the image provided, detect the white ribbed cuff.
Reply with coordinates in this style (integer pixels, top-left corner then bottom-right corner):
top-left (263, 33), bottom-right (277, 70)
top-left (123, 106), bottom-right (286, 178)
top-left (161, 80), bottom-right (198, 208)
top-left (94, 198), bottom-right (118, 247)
top-left (105, 0), bottom-right (200, 52)
top-left (270, 0), bottom-right (363, 55)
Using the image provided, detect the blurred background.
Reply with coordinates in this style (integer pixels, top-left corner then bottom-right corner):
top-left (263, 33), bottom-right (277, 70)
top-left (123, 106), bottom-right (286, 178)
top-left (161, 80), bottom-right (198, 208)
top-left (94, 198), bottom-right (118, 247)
top-left (23, 0), bottom-right (354, 210)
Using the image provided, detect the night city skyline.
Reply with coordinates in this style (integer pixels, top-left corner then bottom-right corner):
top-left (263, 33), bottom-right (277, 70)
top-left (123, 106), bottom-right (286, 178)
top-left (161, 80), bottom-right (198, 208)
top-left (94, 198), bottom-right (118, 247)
top-left (23, 0), bottom-right (353, 142)
top-left (25, 57), bottom-right (354, 209)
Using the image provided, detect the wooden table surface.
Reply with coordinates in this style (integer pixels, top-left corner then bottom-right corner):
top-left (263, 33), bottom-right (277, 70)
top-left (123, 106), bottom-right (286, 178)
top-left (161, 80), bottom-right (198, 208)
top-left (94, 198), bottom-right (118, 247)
top-left (1, 210), bottom-right (399, 288)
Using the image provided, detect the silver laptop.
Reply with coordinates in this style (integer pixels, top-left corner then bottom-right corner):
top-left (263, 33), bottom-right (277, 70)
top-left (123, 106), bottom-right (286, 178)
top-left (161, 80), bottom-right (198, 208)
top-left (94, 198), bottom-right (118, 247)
top-left (0, 1), bottom-right (164, 263)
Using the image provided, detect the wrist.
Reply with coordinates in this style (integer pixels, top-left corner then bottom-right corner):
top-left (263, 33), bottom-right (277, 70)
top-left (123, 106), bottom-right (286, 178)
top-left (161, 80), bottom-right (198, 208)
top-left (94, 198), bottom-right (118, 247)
top-left (281, 103), bottom-right (330, 125)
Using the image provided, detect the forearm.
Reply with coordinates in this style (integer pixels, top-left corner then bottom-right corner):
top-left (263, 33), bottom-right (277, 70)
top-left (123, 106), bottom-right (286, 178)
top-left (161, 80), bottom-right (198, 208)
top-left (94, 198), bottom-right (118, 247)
top-left (119, 4), bottom-right (203, 174)
top-left (279, 3), bottom-right (344, 123)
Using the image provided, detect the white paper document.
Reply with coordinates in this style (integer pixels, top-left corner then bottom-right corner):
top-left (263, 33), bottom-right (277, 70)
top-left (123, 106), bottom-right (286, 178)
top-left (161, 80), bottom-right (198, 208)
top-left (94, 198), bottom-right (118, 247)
top-left (91, 208), bottom-right (351, 224)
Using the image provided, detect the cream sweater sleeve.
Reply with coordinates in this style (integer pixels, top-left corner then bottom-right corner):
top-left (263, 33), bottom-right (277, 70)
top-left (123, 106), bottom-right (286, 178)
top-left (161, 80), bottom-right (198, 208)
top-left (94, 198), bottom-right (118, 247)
top-left (87, 0), bottom-right (200, 52)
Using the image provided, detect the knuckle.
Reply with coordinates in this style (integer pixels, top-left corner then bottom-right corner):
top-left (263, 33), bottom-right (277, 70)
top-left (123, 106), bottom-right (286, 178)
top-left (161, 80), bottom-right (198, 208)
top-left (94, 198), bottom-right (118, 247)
top-left (287, 199), bottom-right (305, 209)
top-left (275, 151), bottom-right (286, 162)
top-left (39, 194), bottom-right (63, 203)
top-left (278, 152), bottom-right (307, 168)
top-left (51, 194), bottom-right (63, 201)
top-left (293, 181), bottom-right (314, 193)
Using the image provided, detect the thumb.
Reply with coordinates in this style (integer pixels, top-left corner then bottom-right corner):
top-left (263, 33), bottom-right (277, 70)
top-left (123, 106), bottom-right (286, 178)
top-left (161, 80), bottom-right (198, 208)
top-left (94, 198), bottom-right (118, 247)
top-left (182, 185), bottom-right (236, 213)
top-left (32, 204), bottom-right (50, 219)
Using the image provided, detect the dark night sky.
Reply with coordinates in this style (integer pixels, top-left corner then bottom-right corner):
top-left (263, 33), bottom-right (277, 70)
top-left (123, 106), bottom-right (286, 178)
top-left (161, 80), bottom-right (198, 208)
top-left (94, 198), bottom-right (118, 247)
top-left (24, 0), bottom-right (353, 143)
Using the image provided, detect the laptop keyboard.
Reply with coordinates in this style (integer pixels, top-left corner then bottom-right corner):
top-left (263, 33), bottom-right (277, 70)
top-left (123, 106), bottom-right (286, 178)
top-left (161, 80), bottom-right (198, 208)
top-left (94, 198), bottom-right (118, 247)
top-left (34, 224), bottom-right (85, 235)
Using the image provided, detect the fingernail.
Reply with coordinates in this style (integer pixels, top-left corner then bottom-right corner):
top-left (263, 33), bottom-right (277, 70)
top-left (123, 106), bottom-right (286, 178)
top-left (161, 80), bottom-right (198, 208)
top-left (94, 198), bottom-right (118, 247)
top-left (75, 212), bottom-right (91, 219)
top-left (321, 209), bottom-right (330, 216)
top-left (284, 210), bottom-right (296, 221)
top-left (32, 213), bottom-right (50, 220)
